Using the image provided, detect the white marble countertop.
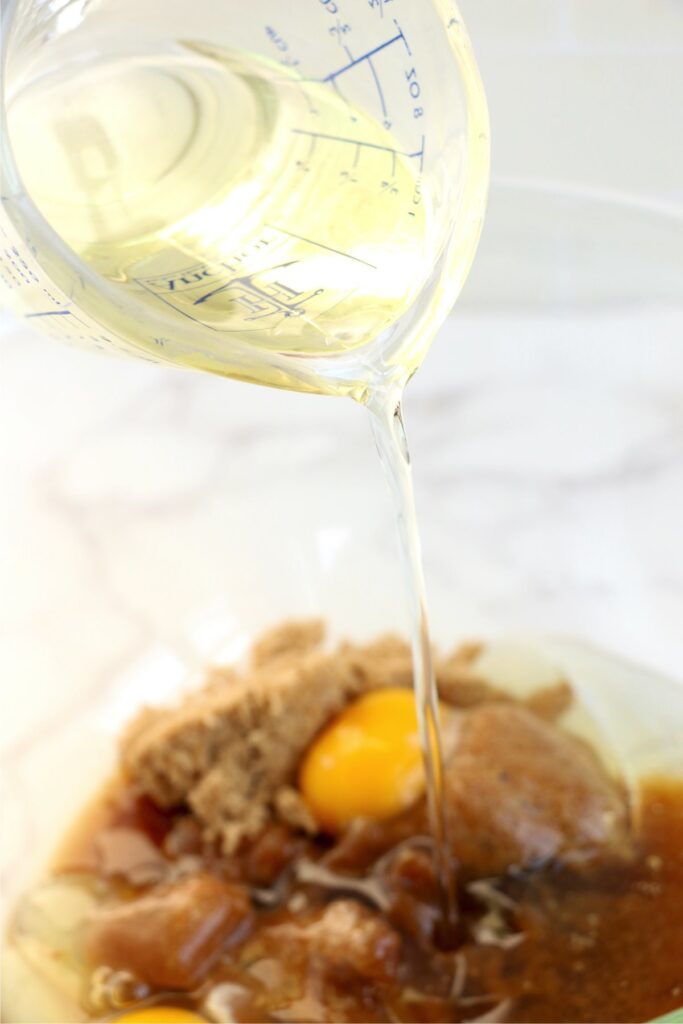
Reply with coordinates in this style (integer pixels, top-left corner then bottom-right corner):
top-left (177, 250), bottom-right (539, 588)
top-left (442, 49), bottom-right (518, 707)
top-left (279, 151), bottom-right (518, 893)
top-left (1, 185), bottom-right (683, 898)
top-left (2, 299), bottom-right (683, 748)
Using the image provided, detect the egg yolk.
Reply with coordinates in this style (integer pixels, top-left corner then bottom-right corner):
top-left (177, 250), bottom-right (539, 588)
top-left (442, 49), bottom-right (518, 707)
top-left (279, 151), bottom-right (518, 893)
top-left (299, 688), bottom-right (438, 833)
top-left (116, 1008), bottom-right (204, 1023)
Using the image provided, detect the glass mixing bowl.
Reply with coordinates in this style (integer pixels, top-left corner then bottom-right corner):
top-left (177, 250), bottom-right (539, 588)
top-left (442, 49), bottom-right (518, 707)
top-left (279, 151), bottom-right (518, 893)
top-left (1, 181), bottom-right (682, 1019)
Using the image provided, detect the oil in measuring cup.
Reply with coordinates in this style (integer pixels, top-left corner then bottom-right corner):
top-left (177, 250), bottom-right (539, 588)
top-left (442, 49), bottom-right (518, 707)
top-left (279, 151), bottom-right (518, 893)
top-left (1, 1), bottom-right (489, 938)
top-left (1, 1), bottom-right (488, 395)
top-left (5, 38), bottom-right (436, 393)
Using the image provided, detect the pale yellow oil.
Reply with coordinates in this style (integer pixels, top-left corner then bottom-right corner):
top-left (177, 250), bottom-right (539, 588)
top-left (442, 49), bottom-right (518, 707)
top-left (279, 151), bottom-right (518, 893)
top-left (3, 31), bottom-right (489, 1021)
top-left (8, 41), bottom-right (445, 395)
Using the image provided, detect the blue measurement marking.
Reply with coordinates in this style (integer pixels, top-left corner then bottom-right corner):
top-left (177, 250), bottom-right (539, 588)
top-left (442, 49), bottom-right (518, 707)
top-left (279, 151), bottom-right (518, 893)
top-left (327, 74), bottom-right (359, 120)
top-left (323, 31), bottom-right (404, 81)
top-left (25, 309), bottom-right (71, 318)
top-left (394, 19), bottom-right (412, 56)
top-left (295, 80), bottom-right (319, 116)
top-left (367, 58), bottom-right (388, 117)
top-left (267, 224), bottom-right (377, 269)
top-left (413, 134), bottom-right (426, 171)
top-left (64, 311), bottom-right (90, 328)
top-left (292, 128), bottom-right (420, 161)
top-left (305, 133), bottom-right (318, 159)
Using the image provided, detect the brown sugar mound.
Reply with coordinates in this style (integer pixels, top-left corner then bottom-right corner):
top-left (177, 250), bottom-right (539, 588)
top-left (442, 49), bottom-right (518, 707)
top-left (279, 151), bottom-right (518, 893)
top-left (121, 621), bottom-right (539, 853)
top-left (124, 622), bottom-right (356, 850)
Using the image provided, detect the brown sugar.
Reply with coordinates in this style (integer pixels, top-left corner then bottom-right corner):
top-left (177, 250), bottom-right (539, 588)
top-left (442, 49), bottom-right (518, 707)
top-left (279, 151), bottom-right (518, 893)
top-left (121, 621), bottom-right (576, 854)
top-left (123, 622), bottom-right (401, 850)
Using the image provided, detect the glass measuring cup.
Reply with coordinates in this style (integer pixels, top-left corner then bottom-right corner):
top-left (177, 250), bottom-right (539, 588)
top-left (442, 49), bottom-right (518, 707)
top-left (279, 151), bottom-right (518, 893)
top-left (0, 0), bottom-right (489, 398)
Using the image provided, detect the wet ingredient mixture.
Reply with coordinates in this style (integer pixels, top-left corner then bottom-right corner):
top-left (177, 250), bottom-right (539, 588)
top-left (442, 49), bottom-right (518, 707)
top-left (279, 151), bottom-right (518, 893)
top-left (4, 622), bottom-right (683, 1023)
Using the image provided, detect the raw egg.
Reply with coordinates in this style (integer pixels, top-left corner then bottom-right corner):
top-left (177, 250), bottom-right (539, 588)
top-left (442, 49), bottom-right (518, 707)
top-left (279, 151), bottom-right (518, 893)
top-left (115, 1007), bottom-right (204, 1022)
top-left (299, 687), bottom-right (442, 833)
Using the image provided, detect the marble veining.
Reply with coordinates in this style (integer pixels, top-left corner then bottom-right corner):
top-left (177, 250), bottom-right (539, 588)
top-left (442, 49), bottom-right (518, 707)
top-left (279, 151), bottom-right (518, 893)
top-left (1, 297), bottom-right (683, 904)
